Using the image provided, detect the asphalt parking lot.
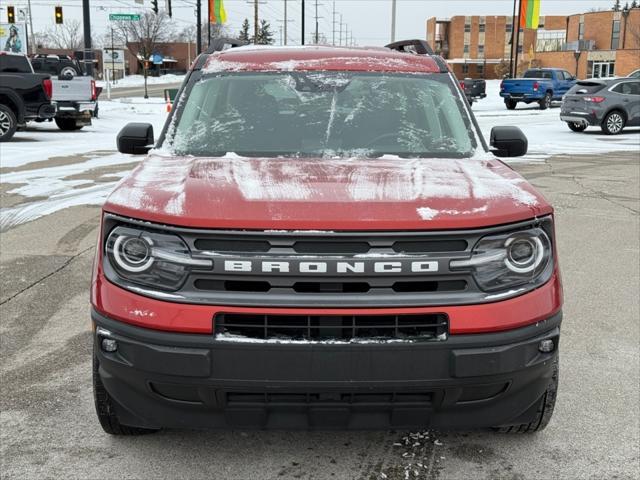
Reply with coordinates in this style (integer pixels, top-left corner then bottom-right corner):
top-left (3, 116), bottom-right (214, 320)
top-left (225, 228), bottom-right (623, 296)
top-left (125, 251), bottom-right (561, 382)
top-left (0, 150), bottom-right (638, 479)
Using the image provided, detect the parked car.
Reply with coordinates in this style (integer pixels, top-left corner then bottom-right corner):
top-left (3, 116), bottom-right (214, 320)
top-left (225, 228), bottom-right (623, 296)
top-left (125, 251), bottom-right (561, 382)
top-left (30, 54), bottom-right (83, 78)
top-left (500, 68), bottom-right (577, 110)
top-left (0, 52), bottom-right (56, 141)
top-left (560, 77), bottom-right (640, 134)
top-left (91, 40), bottom-right (563, 435)
top-left (627, 69), bottom-right (640, 78)
top-left (51, 75), bottom-right (97, 130)
top-left (459, 78), bottom-right (487, 106)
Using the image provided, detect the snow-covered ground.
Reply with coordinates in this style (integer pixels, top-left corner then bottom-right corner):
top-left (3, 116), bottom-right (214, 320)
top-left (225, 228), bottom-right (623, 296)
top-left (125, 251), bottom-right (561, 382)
top-left (0, 98), bottom-right (168, 230)
top-left (96, 74), bottom-right (186, 89)
top-left (1, 81), bottom-right (638, 230)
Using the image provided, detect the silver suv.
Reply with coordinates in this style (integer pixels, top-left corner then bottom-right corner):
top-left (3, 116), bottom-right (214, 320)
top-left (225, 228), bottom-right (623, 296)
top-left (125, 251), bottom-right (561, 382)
top-left (560, 78), bottom-right (640, 134)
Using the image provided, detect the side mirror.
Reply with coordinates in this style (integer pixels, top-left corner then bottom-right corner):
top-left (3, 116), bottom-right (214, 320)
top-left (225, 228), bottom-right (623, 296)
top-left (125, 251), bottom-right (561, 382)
top-left (490, 126), bottom-right (528, 157)
top-left (117, 123), bottom-right (154, 155)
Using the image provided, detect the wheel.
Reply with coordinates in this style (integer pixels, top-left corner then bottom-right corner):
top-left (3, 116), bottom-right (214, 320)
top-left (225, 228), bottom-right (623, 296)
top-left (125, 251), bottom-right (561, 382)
top-left (0, 104), bottom-right (18, 142)
top-left (93, 348), bottom-right (159, 436)
top-left (601, 110), bottom-right (626, 135)
top-left (567, 122), bottom-right (587, 132)
top-left (58, 65), bottom-right (79, 78)
top-left (55, 117), bottom-right (83, 131)
top-left (494, 358), bottom-right (558, 434)
top-left (539, 92), bottom-right (552, 110)
top-left (505, 99), bottom-right (517, 110)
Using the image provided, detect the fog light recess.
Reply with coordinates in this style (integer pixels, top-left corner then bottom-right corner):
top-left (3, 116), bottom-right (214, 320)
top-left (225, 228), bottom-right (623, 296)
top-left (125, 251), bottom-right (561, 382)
top-left (538, 339), bottom-right (555, 353)
top-left (101, 338), bottom-right (118, 353)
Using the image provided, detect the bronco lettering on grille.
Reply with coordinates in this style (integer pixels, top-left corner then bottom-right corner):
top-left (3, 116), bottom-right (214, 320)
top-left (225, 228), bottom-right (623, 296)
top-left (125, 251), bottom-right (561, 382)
top-left (222, 260), bottom-right (439, 274)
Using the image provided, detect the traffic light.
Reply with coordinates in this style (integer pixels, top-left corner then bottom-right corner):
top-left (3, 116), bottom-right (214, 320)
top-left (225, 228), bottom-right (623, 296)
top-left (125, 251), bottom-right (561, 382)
top-left (55, 6), bottom-right (63, 24)
top-left (151, 0), bottom-right (158, 14)
top-left (7, 6), bottom-right (15, 23)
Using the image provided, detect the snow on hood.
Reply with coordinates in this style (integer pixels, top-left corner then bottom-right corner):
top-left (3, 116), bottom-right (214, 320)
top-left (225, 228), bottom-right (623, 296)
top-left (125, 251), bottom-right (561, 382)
top-left (104, 154), bottom-right (550, 230)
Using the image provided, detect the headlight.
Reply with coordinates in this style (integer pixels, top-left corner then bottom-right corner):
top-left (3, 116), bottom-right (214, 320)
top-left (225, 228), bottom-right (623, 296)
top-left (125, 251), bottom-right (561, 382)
top-left (105, 226), bottom-right (212, 291)
top-left (450, 218), bottom-right (554, 293)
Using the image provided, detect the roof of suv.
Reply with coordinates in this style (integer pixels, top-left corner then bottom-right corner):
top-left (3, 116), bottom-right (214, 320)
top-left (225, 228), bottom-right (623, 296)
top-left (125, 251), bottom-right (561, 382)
top-left (202, 45), bottom-right (444, 74)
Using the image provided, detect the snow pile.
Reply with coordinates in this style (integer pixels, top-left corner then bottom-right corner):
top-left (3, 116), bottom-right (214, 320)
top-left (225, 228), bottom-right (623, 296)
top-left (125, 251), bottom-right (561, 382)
top-left (96, 73), bottom-right (185, 89)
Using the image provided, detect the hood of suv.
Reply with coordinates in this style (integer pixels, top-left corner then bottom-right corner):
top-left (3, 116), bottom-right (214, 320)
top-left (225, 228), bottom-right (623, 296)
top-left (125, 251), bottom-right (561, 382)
top-left (104, 154), bottom-right (551, 230)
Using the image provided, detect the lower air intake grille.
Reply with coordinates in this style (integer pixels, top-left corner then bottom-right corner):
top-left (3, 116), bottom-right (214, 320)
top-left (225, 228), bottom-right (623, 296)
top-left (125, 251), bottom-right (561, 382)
top-left (214, 313), bottom-right (449, 342)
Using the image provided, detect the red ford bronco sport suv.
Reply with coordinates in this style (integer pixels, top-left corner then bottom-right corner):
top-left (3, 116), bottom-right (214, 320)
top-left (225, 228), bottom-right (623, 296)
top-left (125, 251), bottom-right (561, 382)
top-left (91, 40), bottom-right (562, 434)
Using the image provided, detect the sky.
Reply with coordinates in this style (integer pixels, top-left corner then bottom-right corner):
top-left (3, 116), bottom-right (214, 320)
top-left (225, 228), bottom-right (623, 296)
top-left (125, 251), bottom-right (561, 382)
top-left (0, 0), bottom-right (621, 47)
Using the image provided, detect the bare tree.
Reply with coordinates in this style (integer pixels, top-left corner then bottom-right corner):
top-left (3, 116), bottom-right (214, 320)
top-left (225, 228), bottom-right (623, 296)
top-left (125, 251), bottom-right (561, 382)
top-left (114, 11), bottom-right (173, 97)
top-left (171, 23), bottom-right (230, 47)
top-left (45, 20), bottom-right (84, 50)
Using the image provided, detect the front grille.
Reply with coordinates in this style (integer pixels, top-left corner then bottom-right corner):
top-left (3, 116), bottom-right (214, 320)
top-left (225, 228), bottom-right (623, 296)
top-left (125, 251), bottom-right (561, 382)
top-left (215, 313), bottom-right (449, 342)
top-left (104, 214), bottom-right (546, 307)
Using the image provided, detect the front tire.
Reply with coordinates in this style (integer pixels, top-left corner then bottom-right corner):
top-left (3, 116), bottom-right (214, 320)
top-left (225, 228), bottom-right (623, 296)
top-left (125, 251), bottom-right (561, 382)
top-left (567, 122), bottom-right (587, 132)
top-left (494, 358), bottom-right (558, 434)
top-left (0, 104), bottom-right (18, 142)
top-left (539, 92), bottom-right (552, 110)
top-left (505, 99), bottom-right (517, 110)
top-left (55, 117), bottom-right (84, 131)
top-left (93, 349), bottom-right (159, 436)
top-left (601, 110), bottom-right (625, 135)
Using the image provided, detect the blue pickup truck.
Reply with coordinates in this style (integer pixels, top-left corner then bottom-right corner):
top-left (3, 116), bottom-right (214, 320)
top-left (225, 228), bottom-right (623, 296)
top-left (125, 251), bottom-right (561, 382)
top-left (500, 68), bottom-right (577, 110)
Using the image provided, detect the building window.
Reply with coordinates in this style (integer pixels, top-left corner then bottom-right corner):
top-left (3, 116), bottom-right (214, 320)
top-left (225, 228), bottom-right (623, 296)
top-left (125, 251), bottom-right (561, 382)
top-left (578, 21), bottom-right (585, 40)
top-left (464, 23), bottom-right (471, 33)
top-left (611, 20), bottom-right (621, 49)
top-left (462, 64), bottom-right (469, 74)
top-left (479, 23), bottom-right (485, 33)
top-left (477, 64), bottom-right (484, 75)
top-left (478, 45), bottom-right (485, 56)
top-left (463, 44), bottom-right (469, 53)
top-left (539, 16), bottom-right (545, 28)
top-left (506, 22), bottom-right (513, 33)
top-left (517, 45), bottom-right (523, 53)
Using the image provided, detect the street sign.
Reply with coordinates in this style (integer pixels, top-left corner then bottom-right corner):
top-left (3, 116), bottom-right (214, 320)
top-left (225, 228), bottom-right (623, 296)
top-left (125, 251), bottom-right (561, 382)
top-left (103, 48), bottom-right (125, 69)
top-left (109, 13), bottom-right (140, 21)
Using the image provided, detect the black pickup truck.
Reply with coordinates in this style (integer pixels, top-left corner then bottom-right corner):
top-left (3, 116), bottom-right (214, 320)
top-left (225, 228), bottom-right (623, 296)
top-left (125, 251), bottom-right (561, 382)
top-left (459, 78), bottom-right (487, 106)
top-left (0, 52), bottom-right (56, 141)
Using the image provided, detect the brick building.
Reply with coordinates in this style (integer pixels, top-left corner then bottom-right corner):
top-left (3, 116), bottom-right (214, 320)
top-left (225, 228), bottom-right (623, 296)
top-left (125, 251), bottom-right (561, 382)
top-left (426, 8), bottom-right (640, 80)
top-left (535, 9), bottom-right (640, 78)
top-left (124, 42), bottom-right (197, 75)
top-left (426, 15), bottom-right (566, 79)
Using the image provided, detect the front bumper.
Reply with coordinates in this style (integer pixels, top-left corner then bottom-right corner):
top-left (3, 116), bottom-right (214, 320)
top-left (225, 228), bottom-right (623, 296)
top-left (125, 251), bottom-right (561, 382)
top-left (93, 308), bottom-right (561, 430)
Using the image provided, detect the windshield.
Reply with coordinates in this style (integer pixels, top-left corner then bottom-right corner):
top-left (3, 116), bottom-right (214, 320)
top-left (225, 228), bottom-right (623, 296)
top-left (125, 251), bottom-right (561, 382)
top-left (166, 72), bottom-right (476, 158)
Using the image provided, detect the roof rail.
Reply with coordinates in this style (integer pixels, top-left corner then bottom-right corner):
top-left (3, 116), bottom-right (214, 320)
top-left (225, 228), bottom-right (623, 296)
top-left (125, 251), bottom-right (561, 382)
top-left (385, 39), bottom-right (434, 55)
top-left (205, 38), bottom-right (248, 55)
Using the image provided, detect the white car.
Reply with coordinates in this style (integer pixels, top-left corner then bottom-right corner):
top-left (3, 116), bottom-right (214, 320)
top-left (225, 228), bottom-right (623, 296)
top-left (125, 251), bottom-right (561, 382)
top-left (628, 69), bottom-right (640, 78)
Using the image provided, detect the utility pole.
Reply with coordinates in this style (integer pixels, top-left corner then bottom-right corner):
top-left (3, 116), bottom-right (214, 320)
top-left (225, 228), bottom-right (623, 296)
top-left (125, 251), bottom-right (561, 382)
top-left (332, 1), bottom-right (337, 45)
top-left (514, 0), bottom-right (523, 77)
top-left (509, 0), bottom-right (517, 77)
top-left (314, 0), bottom-right (319, 44)
top-left (27, 0), bottom-right (34, 54)
top-left (254, 0), bottom-right (259, 42)
top-left (284, 0), bottom-right (288, 45)
top-left (111, 26), bottom-right (115, 84)
top-left (82, 0), bottom-right (93, 76)
top-left (196, 0), bottom-right (202, 54)
top-left (339, 14), bottom-right (343, 46)
top-left (301, 0), bottom-right (305, 45)
top-left (390, 0), bottom-right (397, 43)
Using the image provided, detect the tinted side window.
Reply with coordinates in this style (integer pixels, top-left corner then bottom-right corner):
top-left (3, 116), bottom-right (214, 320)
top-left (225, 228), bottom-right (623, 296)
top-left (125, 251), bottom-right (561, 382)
top-left (613, 82), bottom-right (639, 95)
top-left (0, 55), bottom-right (32, 73)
